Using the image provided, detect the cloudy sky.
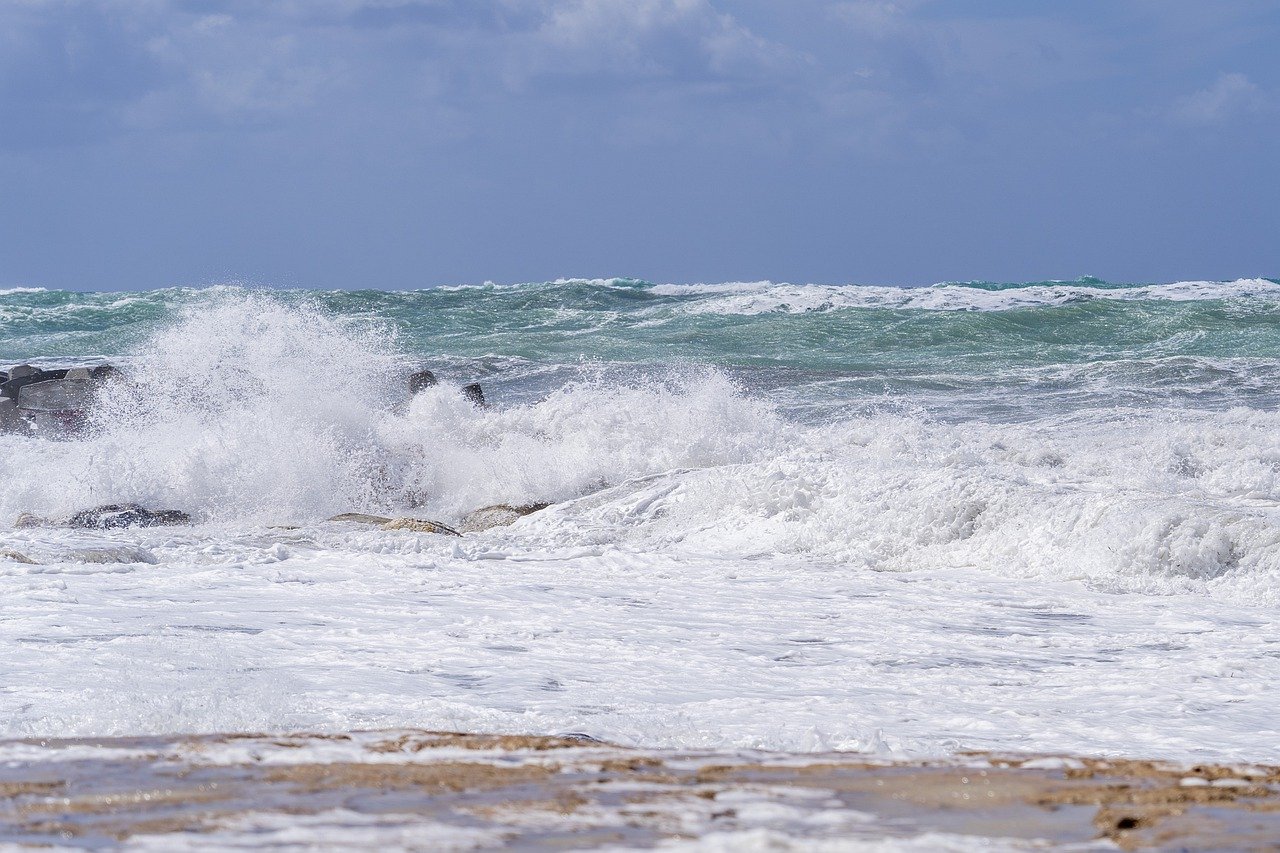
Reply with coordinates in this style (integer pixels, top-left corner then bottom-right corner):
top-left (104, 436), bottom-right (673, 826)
top-left (1, 1), bottom-right (1277, 290)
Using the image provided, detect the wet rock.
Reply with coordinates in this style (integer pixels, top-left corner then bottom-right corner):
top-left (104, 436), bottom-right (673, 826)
top-left (65, 504), bottom-right (192, 530)
top-left (0, 549), bottom-right (37, 565)
top-left (462, 383), bottom-right (486, 407)
top-left (459, 503), bottom-right (550, 534)
top-left (408, 369), bottom-right (438, 395)
top-left (14, 512), bottom-right (47, 529)
top-left (381, 518), bottom-right (462, 536)
top-left (0, 364), bottom-right (40, 400)
top-left (328, 513), bottom-right (394, 525)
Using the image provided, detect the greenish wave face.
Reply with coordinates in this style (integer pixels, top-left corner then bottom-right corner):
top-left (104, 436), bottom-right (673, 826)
top-left (3, 277), bottom-right (1279, 422)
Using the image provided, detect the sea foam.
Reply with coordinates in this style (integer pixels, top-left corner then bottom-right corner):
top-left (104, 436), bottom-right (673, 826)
top-left (5, 285), bottom-right (1280, 759)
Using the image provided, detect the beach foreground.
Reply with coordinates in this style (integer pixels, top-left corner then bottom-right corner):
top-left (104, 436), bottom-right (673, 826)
top-left (3, 731), bottom-right (1279, 851)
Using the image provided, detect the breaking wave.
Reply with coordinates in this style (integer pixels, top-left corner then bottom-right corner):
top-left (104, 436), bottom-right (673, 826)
top-left (0, 289), bottom-right (1279, 599)
top-left (0, 292), bottom-right (780, 524)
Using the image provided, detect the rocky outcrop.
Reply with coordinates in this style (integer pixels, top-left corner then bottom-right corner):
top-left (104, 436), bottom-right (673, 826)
top-left (15, 505), bottom-right (191, 530)
top-left (327, 513), bottom-right (394, 525)
top-left (459, 503), bottom-right (550, 533)
top-left (64, 504), bottom-right (191, 530)
top-left (0, 549), bottom-right (37, 564)
top-left (381, 518), bottom-right (461, 536)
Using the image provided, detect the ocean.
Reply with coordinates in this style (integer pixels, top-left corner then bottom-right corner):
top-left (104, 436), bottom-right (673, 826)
top-left (3, 277), bottom-right (1280, 763)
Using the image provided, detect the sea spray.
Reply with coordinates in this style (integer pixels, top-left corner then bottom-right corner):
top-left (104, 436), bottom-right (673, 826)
top-left (5, 279), bottom-right (1280, 759)
top-left (0, 290), bottom-right (785, 523)
top-left (378, 371), bottom-right (784, 520)
top-left (0, 292), bottom-right (403, 521)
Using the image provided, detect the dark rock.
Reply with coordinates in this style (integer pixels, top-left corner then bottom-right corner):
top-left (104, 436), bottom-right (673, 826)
top-left (409, 370), bottom-right (438, 395)
top-left (462, 383), bottom-right (486, 407)
top-left (381, 518), bottom-right (462, 536)
top-left (1, 365), bottom-right (43, 401)
top-left (459, 503), bottom-right (550, 533)
top-left (65, 504), bottom-right (192, 530)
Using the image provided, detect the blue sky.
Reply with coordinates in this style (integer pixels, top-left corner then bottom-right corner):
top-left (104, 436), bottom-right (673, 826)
top-left (1, 1), bottom-right (1277, 290)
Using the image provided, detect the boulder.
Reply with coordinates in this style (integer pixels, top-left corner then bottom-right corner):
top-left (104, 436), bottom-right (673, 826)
top-left (327, 513), bottom-right (394, 525)
top-left (381, 518), bottom-right (461, 536)
top-left (409, 369), bottom-right (438, 395)
top-left (65, 504), bottom-right (192, 530)
top-left (0, 549), bottom-right (36, 565)
top-left (462, 383), bottom-right (486, 407)
top-left (14, 512), bottom-right (47, 529)
top-left (459, 503), bottom-right (550, 534)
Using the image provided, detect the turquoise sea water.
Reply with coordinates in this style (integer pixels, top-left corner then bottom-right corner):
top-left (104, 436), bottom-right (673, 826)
top-left (3, 277), bottom-right (1279, 421)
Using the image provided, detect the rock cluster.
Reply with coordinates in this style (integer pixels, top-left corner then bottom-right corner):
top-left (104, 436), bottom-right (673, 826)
top-left (14, 504), bottom-right (191, 530)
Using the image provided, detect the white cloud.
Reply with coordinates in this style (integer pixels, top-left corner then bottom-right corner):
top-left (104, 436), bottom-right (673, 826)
top-left (1173, 72), bottom-right (1269, 124)
top-left (140, 14), bottom-right (338, 121)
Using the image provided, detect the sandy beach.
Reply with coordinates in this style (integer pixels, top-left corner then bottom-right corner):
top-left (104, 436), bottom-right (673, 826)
top-left (4, 730), bottom-right (1280, 850)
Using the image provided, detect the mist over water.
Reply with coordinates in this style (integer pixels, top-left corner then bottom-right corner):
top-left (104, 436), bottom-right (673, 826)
top-left (5, 279), bottom-right (1280, 757)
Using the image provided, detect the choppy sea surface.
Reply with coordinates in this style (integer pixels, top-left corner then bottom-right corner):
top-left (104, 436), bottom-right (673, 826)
top-left (4, 277), bottom-right (1280, 763)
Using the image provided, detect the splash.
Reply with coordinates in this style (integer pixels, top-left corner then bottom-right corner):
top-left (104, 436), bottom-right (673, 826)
top-left (0, 291), bottom-right (783, 524)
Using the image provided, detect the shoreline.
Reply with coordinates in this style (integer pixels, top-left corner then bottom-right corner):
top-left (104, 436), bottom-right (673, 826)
top-left (4, 730), bottom-right (1279, 850)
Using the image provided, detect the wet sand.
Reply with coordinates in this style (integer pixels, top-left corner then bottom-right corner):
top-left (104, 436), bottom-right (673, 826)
top-left (3, 730), bottom-right (1279, 850)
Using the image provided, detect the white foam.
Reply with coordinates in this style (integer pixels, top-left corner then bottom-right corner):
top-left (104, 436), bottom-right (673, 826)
top-left (3, 292), bottom-right (1280, 764)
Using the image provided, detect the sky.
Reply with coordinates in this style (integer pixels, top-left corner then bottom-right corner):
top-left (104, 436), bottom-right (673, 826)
top-left (1, 0), bottom-right (1277, 291)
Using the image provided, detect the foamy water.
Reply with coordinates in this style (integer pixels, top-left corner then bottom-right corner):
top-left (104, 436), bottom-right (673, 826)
top-left (3, 281), bottom-right (1280, 764)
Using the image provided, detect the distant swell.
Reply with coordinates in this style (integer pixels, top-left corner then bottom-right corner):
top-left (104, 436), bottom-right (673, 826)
top-left (652, 277), bottom-right (1280, 314)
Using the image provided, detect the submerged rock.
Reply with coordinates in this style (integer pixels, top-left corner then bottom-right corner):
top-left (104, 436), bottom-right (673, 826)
top-left (68, 546), bottom-right (159, 564)
top-left (0, 549), bottom-right (37, 565)
top-left (381, 518), bottom-right (462, 536)
top-left (328, 513), bottom-right (394, 525)
top-left (65, 504), bottom-right (192, 530)
top-left (459, 503), bottom-right (550, 534)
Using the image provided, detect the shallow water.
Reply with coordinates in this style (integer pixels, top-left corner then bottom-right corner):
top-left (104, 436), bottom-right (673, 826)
top-left (2, 279), bottom-right (1280, 762)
